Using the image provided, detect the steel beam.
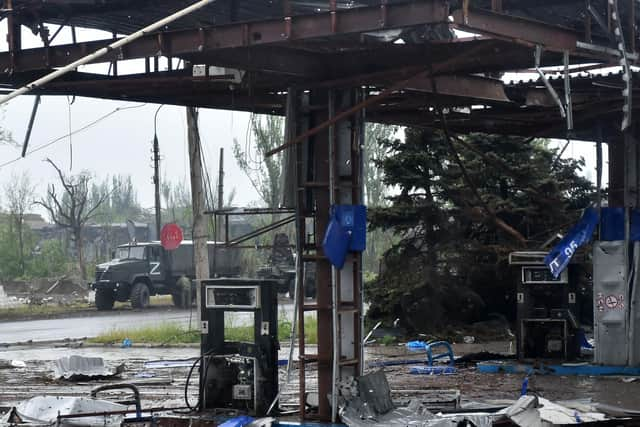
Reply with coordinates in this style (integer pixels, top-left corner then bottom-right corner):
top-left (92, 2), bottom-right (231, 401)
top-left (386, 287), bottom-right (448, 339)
top-left (451, 7), bottom-right (579, 52)
top-left (0, 0), bottom-right (448, 73)
top-left (406, 74), bottom-right (511, 103)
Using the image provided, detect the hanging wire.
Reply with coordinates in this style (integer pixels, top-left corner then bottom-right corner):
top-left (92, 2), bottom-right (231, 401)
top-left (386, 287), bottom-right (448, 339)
top-left (0, 103), bottom-right (147, 170)
top-left (67, 96), bottom-right (74, 171)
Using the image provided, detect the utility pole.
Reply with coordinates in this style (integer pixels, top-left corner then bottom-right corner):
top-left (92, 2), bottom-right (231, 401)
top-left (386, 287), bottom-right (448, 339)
top-left (186, 106), bottom-right (209, 322)
top-left (217, 147), bottom-right (224, 240)
top-left (153, 133), bottom-right (162, 239)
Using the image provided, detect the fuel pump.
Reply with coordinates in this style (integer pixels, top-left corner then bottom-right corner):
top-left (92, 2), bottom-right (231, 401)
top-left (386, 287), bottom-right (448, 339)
top-left (199, 278), bottom-right (279, 415)
top-left (509, 251), bottom-right (581, 360)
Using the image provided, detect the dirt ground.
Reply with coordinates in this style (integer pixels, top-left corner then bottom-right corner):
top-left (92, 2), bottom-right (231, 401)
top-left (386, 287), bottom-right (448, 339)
top-left (1, 340), bottom-right (639, 417)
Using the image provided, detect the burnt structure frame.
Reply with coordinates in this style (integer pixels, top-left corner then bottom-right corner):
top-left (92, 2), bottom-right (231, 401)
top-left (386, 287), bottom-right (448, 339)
top-left (2, 0), bottom-right (640, 421)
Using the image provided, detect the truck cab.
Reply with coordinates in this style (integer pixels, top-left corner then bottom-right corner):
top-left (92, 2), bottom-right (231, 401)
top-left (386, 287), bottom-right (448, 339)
top-left (91, 241), bottom-right (239, 310)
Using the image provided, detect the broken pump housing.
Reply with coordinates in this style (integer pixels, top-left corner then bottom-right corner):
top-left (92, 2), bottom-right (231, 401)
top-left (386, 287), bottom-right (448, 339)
top-left (199, 278), bottom-right (279, 416)
top-left (509, 251), bottom-right (581, 361)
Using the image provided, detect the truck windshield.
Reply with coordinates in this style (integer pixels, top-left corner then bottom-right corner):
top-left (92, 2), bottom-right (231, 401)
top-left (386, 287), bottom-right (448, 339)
top-left (116, 246), bottom-right (146, 260)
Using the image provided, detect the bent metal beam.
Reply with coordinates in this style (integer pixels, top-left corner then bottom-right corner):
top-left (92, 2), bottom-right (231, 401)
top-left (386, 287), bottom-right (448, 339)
top-left (0, 1), bottom-right (449, 73)
top-left (0, 0), bottom-right (217, 105)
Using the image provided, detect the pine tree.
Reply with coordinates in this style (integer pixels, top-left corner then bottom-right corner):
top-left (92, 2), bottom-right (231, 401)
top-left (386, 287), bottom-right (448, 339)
top-left (367, 128), bottom-right (594, 333)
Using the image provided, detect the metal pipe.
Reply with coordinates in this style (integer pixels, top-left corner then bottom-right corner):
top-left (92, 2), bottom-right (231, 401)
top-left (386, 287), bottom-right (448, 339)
top-left (56, 406), bottom-right (189, 419)
top-left (21, 95), bottom-right (40, 157)
top-left (596, 123), bottom-right (603, 236)
top-left (534, 45), bottom-right (566, 119)
top-left (563, 51), bottom-right (573, 131)
top-left (328, 89), bottom-right (339, 423)
top-left (153, 104), bottom-right (164, 240)
top-left (0, 0), bottom-right (216, 106)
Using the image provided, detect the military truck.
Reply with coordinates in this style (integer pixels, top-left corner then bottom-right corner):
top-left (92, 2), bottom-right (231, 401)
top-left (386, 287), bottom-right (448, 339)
top-left (91, 241), bottom-right (240, 310)
top-left (256, 233), bottom-right (316, 299)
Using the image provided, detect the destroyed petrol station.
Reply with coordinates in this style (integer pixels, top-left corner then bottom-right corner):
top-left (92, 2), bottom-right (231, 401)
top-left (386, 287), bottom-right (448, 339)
top-left (1, 0), bottom-right (640, 426)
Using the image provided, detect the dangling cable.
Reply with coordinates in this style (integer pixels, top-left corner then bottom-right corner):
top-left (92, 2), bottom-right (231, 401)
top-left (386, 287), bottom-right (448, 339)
top-left (67, 96), bottom-right (74, 171)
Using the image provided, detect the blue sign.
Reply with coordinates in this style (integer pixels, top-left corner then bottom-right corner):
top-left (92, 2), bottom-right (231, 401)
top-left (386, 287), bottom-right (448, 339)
top-left (544, 207), bottom-right (598, 278)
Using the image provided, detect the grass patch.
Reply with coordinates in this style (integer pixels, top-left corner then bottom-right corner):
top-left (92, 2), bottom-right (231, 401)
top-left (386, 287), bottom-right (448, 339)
top-left (113, 295), bottom-right (174, 309)
top-left (0, 302), bottom-right (89, 320)
top-left (88, 322), bottom-right (200, 345)
top-left (88, 316), bottom-right (318, 345)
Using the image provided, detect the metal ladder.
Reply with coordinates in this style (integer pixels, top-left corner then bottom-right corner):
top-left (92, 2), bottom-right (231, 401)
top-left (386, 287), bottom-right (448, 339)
top-left (290, 88), bottom-right (364, 422)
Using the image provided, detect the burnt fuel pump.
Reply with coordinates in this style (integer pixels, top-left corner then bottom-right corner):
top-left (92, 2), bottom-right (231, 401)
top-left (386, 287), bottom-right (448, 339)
top-left (509, 251), bottom-right (581, 360)
top-left (199, 278), bottom-right (279, 415)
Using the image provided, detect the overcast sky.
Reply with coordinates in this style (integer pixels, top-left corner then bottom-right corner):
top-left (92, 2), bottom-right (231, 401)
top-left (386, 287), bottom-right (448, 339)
top-left (0, 21), bottom-right (608, 222)
top-left (0, 21), bottom-right (260, 218)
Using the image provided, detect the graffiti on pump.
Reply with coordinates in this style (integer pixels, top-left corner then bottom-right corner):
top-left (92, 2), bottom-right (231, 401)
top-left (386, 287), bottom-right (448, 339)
top-left (596, 292), bottom-right (625, 312)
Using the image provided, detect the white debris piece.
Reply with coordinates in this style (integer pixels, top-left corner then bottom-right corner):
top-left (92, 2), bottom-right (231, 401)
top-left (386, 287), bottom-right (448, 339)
top-left (54, 355), bottom-right (124, 380)
top-left (6, 396), bottom-right (126, 427)
top-left (503, 395), bottom-right (607, 426)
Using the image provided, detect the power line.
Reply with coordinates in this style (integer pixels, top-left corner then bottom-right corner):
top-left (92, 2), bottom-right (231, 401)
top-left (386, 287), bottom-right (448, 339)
top-left (0, 103), bottom-right (147, 170)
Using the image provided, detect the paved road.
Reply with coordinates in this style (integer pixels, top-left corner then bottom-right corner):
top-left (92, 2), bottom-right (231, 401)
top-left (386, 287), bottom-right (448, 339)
top-left (0, 299), bottom-right (298, 343)
top-left (0, 309), bottom-right (196, 343)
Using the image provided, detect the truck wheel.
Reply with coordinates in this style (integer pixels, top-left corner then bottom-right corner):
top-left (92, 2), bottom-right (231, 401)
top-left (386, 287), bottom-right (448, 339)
top-left (172, 277), bottom-right (191, 309)
top-left (95, 289), bottom-right (115, 311)
top-left (131, 282), bottom-right (150, 309)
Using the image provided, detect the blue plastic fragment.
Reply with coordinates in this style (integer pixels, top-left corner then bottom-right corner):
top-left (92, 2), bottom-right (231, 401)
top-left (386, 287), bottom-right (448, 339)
top-left (410, 366), bottom-right (457, 375)
top-left (333, 205), bottom-right (367, 251)
top-left (406, 341), bottom-right (427, 351)
top-left (219, 416), bottom-right (255, 427)
top-left (577, 329), bottom-right (593, 349)
top-left (520, 377), bottom-right (529, 396)
top-left (322, 204), bottom-right (368, 269)
top-left (322, 216), bottom-right (350, 269)
top-left (425, 341), bottom-right (455, 366)
top-left (121, 338), bottom-right (132, 348)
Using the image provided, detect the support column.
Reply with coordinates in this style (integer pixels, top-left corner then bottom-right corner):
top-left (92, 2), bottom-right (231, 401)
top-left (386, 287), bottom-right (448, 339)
top-left (289, 87), bottom-right (364, 421)
top-left (187, 106), bottom-right (209, 324)
top-left (5, 0), bottom-right (21, 70)
top-left (609, 135), bottom-right (625, 207)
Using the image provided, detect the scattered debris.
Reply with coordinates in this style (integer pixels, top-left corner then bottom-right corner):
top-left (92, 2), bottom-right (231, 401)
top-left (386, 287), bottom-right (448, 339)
top-left (54, 355), bottom-right (125, 381)
top-left (409, 366), bottom-right (457, 375)
top-left (478, 360), bottom-right (640, 376)
top-left (504, 395), bottom-right (606, 425)
top-left (0, 396), bottom-right (126, 427)
top-left (339, 370), bottom-right (640, 427)
top-left (218, 416), bottom-right (276, 427)
top-left (463, 336), bottom-right (475, 344)
top-left (0, 360), bottom-right (26, 369)
top-left (143, 358), bottom-right (199, 369)
top-left (339, 371), bottom-right (488, 427)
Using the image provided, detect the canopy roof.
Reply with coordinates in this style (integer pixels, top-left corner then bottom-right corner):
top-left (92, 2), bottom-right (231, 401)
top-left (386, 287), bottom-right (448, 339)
top-left (1, 0), bottom-right (638, 140)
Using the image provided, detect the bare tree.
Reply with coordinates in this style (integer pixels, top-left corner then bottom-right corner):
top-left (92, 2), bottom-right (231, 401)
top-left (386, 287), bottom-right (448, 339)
top-left (0, 107), bottom-right (14, 145)
top-left (4, 172), bottom-right (35, 275)
top-left (35, 159), bottom-right (108, 280)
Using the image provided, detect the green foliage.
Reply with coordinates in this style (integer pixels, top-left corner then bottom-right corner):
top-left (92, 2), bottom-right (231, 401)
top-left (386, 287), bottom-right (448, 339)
top-left (380, 335), bottom-right (397, 346)
top-left (0, 216), bottom-right (71, 281)
top-left (89, 323), bottom-right (200, 345)
top-left (233, 115), bottom-right (283, 208)
top-left (0, 221), bottom-right (22, 280)
top-left (90, 175), bottom-right (143, 223)
top-left (29, 239), bottom-right (70, 278)
top-left (363, 124), bottom-right (398, 274)
top-left (161, 179), bottom-right (193, 235)
top-left (89, 316), bottom-right (318, 345)
top-left (367, 129), bottom-right (595, 332)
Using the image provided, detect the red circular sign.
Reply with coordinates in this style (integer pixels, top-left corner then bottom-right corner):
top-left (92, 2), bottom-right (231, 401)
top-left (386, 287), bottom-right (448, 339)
top-left (160, 223), bottom-right (183, 250)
